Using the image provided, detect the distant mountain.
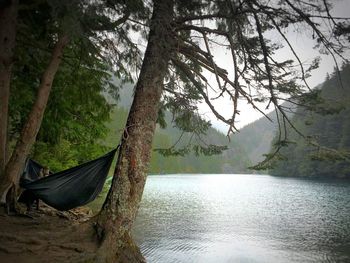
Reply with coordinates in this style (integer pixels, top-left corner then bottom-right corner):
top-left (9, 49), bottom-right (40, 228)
top-left (269, 64), bottom-right (350, 178)
top-left (106, 64), bottom-right (350, 177)
top-left (105, 79), bottom-right (301, 174)
top-left (229, 100), bottom-right (296, 167)
top-left (152, 119), bottom-right (251, 174)
top-left (234, 112), bottom-right (276, 165)
top-left (103, 82), bottom-right (251, 174)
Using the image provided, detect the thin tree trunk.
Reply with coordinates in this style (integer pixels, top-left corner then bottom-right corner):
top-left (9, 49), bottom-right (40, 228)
top-left (0, 0), bottom-right (18, 182)
top-left (93, 0), bottom-right (174, 261)
top-left (0, 35), bottom-right (69, 205)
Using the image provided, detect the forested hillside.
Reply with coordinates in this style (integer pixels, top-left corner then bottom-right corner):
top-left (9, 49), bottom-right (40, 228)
top-left (24, 77), bottom-right (251, 175)
top-left (226, 101), bottom-right (295, 166)
top-left (105, 81), bottom-right (292, 174)
top-left (103, 97), bottom-right (251, 174)
top-left (1, 1), bottom-right (349, 262)
top-left (27, 66), bottom-right (350, 177)
top-left (234, 111), bottom-right (277, 164)
top-left (234, 116), bottom-right (275, 164)
top-left (269, 64), bottom-right (350, 178)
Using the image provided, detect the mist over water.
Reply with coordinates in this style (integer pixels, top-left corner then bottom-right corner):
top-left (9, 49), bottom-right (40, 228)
top-left (132, 174), bottom-right (350, 263)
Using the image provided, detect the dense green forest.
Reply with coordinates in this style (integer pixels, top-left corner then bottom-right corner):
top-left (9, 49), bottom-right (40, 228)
top-left (9, 73), bottom-right (252, 176)
top-left (18, 77), bottom-right (250, 175)
top-left (4, 3), bottom-right (346, 177)
top-left (269, 64), bottom-right (350, 178)
top-left (24, 64), bottom-right (350, 178)
top-left (12, 64), bottom-right (115, 172)
top-left (1, 0), bottom-right (349, 262)
top-left (233, 102), bottom-right (293, 165)
top-left (234, 115), bottom-right (276, 164)
top-left (102, 83), bottom-right (251, 174)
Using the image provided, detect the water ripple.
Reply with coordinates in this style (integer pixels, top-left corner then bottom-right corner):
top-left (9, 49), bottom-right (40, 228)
top-left (133, 174), bottom-right (350, 263)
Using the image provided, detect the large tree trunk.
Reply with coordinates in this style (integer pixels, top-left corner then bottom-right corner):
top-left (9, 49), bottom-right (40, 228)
top-left (0, 0), bottom-right (18, 182)
top-left (93, 0), bottom-right (174, 261)
top-left (0, 35), bottom-right (69, 206)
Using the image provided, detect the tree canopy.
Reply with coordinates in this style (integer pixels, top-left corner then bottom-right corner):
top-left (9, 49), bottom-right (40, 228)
top-left (94, 1), bottom-right (350, 261)
top-left (1, 0), bottom-right (349, 261)
top-left (4, 0), bottom-right (146, 171)
top-left (111, 0), bottom-right (350, 157)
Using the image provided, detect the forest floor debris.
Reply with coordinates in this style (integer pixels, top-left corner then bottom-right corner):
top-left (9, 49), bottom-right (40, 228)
top-left (0, 203), bottom-right (97, 263)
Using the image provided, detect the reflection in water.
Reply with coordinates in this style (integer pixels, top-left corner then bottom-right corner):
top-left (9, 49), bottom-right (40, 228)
top-left (132, 174), bottom-right (350, 263)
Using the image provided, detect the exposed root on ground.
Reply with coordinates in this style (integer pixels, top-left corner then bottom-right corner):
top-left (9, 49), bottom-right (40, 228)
top-left (0, 204), bottom-right (144, 263)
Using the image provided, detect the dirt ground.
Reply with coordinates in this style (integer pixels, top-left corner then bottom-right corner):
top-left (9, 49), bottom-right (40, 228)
top-left (0, 203), bottom-right (98, 263)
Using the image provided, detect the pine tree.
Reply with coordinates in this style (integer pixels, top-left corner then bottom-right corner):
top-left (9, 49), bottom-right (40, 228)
top-left (269, 64), bottom-right (350, 178)
top-left (91, 0), bottom-right (349, 261)
top-left (0, 0), bottom-right (142, 209)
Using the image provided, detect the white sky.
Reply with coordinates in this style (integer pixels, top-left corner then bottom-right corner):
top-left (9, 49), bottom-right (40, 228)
top-left (200, 0), bottom-right (350, 133)
top-left (127, 0), bottom-right (350, 133)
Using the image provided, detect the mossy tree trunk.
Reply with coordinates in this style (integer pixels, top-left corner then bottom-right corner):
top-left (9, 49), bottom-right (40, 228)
top-left (0, 0), bottom-right (18, 183)
top-left (93, 0), bottom-right (174, 261)
top-left (0, 35), bottom-right (69, 208)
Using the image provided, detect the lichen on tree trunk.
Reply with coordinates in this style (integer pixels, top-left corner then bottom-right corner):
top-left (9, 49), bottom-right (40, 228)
top-left (93, 0), bottom-right (175, 261)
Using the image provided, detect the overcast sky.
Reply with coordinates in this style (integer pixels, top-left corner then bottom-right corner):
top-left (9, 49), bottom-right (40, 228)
top-left (202, 0), bottom-right (350, 133)
top-left (128, 0), bottom-right (349, 134)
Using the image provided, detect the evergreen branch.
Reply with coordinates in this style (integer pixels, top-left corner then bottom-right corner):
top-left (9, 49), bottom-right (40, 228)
top-left (202, 32), bottom-right (222, 93)
top-left (284, 0), bottom-right (347, 73)
top-left (171, 58), bottom-right (235, 128)
top-left (175, 10), bottom-right (248, 24)
top-left (265, 11), bottom-right (312, 91)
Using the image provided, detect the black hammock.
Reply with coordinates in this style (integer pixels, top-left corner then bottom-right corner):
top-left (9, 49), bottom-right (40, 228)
top-left (19, 148), bottom-right (117, 211)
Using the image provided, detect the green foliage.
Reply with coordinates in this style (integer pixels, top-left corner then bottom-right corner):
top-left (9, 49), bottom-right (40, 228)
top-left (192, 144), bottom-right (228, 156)
top-left (33, 140), bottom-right (107, 172)
top-left (230, 105), bottom-right (295, 166)
top-left (102, 102), bottom-right (250, 174)
top-left (10, 0), bottom-right (347, 178)
top-left (309, 148), bottom-right (350, 162)
top-left (7, 0), bottom-right (153, 173)
top-left (249, 152), bottom-right (287, 171)
top-left (9, 41), bottom-right (115, 169)
top-left (269, 64), bottom-right (350, 178)
top-left (156, 106), bottom-right (167, 129)
top-left (155, 146), bottom-right (191, 157)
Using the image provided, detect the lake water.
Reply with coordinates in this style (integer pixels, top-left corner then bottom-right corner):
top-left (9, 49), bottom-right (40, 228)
top-left (132, 174), bottom-right (350, 263)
